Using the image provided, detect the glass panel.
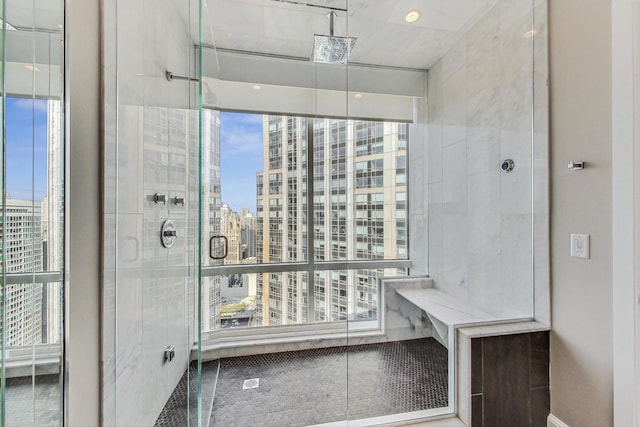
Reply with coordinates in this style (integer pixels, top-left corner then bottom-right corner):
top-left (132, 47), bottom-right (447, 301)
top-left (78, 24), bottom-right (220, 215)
top-left (201, 112), bottom-right (309, 268)
top-left (426, 0), bottom-right (538, 322)
top-left (4, 280), bottom-right (63, 426)
top-left (314, 269), bottom-right (409, 323)
top-left (201, 0), bottom-right (351, 425)
top-left (0, 0), bottom-right (65, 423)
top-left (103, 0), bottom-right (201, 425)
top-left (201, 112), bottom-right (409, 329)
top-left (0, 1), bottom-right (64, 426)
top-left (0, 0), bottom-right (3, 412)
top-left (202, 271), bottom-right (308, 333)
top-left (323, 119), bottom-right (408, 262)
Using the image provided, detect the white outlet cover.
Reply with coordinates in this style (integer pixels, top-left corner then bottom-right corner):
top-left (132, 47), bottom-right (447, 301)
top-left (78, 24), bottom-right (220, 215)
top-left (571, 233), bottom-right (590, 259)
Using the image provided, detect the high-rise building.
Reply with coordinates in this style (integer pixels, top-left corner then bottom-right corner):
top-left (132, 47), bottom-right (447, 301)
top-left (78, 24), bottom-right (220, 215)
top-left (0, 197), bottom-right (44, 346)
top-left (224, 210), bottom-right (242, 265)
top-left (42, 99), bottom-right (64, 345)
top-left (220, 203), bottom-right (231, 234)
top-left (239, 208), bottom-right (256, 259)
top-left (256, 116), bottom-right (408, 326)
top-left (201, 109), bottom-right (223, 332)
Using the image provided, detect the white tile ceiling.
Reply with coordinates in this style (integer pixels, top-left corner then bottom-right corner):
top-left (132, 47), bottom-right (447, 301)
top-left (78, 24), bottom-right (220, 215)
top-left (2, 0), bottom-right (501, 71)
top-left (205, 0), bottom-right (499, 69)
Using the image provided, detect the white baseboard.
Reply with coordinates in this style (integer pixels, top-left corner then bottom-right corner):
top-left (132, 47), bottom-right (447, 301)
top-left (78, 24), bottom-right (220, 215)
top-left (548, 414), bottom-right (570, 427)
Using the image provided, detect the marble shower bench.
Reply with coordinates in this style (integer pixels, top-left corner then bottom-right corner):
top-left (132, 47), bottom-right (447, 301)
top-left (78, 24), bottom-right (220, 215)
top-left (396, 284), bottom-right (502, 348)
top-left (392, 278), bottom-right (550, 426)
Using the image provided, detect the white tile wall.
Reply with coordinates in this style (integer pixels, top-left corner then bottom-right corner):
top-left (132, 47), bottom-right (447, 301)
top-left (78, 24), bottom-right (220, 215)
top-left (102, 0), bottom-right (199, 425)
top-left (426, 0), bottom-right (548, 320)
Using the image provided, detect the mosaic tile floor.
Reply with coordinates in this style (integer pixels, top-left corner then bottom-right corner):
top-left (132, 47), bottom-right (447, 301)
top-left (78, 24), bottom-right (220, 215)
top-left (154, 359), bottom-right (220, 427)
top-left (155, 338), bottom-right (448, 427)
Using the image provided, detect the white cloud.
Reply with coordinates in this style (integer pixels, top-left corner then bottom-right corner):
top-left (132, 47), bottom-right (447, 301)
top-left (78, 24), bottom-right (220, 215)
top-left (12, 98), bottom-right (48, 114)
top-left (220, 126), bottom-right (263, 157)
top-left (236, 114), bottom-right (263, 126)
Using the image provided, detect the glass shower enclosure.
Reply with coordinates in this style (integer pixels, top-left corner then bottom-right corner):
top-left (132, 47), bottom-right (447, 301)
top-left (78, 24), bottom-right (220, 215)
top-left (102, 0), bottom-right (546, 425)
top-left (0, 0), bottom-right (547, 425)
top-left (0, 0), bottom-right (66, 425)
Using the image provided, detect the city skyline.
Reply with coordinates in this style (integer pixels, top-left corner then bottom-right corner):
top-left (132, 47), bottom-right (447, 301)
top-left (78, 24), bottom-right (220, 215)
top-left (255, 115), bottom-right (408, 326)
top-left (2, 100), bottom-right (407, 335)
top-left (1, 98), bottom-right (63, 347)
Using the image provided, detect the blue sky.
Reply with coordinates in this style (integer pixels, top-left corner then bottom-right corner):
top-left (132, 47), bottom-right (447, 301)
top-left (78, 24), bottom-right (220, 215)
top-left (5, 97), bottom-right (49, 202)
top-left (219, 111), bottom-right (263, 214)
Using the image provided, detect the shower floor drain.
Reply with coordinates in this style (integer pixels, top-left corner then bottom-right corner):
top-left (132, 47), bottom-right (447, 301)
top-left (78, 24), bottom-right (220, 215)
top-left (242, 378), bottom-right (260, 390)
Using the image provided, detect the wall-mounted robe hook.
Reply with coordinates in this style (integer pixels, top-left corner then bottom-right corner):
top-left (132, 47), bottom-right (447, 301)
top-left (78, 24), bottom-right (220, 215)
top-left (567, 161), bottom-right (585, 170)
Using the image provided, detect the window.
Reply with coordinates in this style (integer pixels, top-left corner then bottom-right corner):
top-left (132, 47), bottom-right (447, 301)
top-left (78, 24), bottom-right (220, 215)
top-left (206, 112), bottom-right (409, 330)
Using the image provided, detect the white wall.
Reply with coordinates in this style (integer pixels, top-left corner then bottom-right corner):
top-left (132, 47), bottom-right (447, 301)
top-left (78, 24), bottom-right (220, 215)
top-left (426, 0), bottom-right (549, 321)
top-left (549, 0), bottom-right (614, 425)
top-left (612, 1), bottom-right (640, 424)
top-left (67, 0), bottom-right (101, 425)
top-left (101, 0), bottom-right (200, 425)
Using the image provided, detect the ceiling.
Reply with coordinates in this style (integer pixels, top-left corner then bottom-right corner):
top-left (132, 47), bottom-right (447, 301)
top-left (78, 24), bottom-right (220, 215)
top-left (0, 0), bottom-right (505, 77)
top-left (204, 0), bottom-right (499, 70)
top-left (4, 0), bottom-right (63, 33)
top-left (3, 0), bottom-right (63, 66)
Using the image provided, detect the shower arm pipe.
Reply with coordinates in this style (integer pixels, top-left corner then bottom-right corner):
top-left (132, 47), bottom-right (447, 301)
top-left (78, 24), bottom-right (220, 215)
top-left (165, 70), bottom-right (200, 83)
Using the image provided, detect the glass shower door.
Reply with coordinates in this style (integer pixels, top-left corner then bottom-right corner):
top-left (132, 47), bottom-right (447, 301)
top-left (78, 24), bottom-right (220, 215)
top-left (197, 1), bottom-right (353, 425)
top-left (0, 0), bottom-right (66, 425)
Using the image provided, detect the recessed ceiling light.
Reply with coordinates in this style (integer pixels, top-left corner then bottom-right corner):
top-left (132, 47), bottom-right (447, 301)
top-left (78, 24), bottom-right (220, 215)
top-left (405, 10), bottom-right (421, 23)
top-left (525, 29), bottom-right (538, 38)
top-left (252, 84), bottom-right (262, 91)
top-left (354, 93), bottom-right (363, 99)
top-left (25, 64), bottom-right (40, 72)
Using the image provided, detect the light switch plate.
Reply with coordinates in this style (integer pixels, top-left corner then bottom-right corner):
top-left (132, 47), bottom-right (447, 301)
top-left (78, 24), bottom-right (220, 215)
top-left (571, 233), bottom-right (590, 259)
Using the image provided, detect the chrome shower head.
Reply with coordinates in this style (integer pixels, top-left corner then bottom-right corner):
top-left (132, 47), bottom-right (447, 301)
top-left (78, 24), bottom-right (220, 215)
top-left (311, 12), bottom-right (357, 65)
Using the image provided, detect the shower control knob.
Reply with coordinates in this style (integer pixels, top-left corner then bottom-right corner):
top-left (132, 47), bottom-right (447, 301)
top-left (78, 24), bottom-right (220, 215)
top-left (164, 345), bottom-right (176, 363)
top-left (161, 220), bottom-right (177, 248)
top-left (500, 159), bottom-right (515, 173)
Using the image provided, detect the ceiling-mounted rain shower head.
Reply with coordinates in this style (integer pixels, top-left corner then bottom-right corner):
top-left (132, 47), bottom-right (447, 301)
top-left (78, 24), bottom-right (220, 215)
top-left (312, 11), bottom-right (357, 65)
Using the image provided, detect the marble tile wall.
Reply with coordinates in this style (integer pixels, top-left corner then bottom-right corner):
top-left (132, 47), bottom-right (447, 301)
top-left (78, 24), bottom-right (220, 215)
top-left (102, 0), bottom-right (200, 425)
top-left (427, 0), bottom-right (548, 321)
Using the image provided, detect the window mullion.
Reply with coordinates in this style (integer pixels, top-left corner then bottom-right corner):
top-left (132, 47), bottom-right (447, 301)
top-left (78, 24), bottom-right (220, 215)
top-left (306, 118), bottom-right (315, 323)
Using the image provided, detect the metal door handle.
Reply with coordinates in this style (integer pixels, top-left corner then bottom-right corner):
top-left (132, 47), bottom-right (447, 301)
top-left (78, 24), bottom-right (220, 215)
top-left (209, 235), bottom-right (228, 260)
